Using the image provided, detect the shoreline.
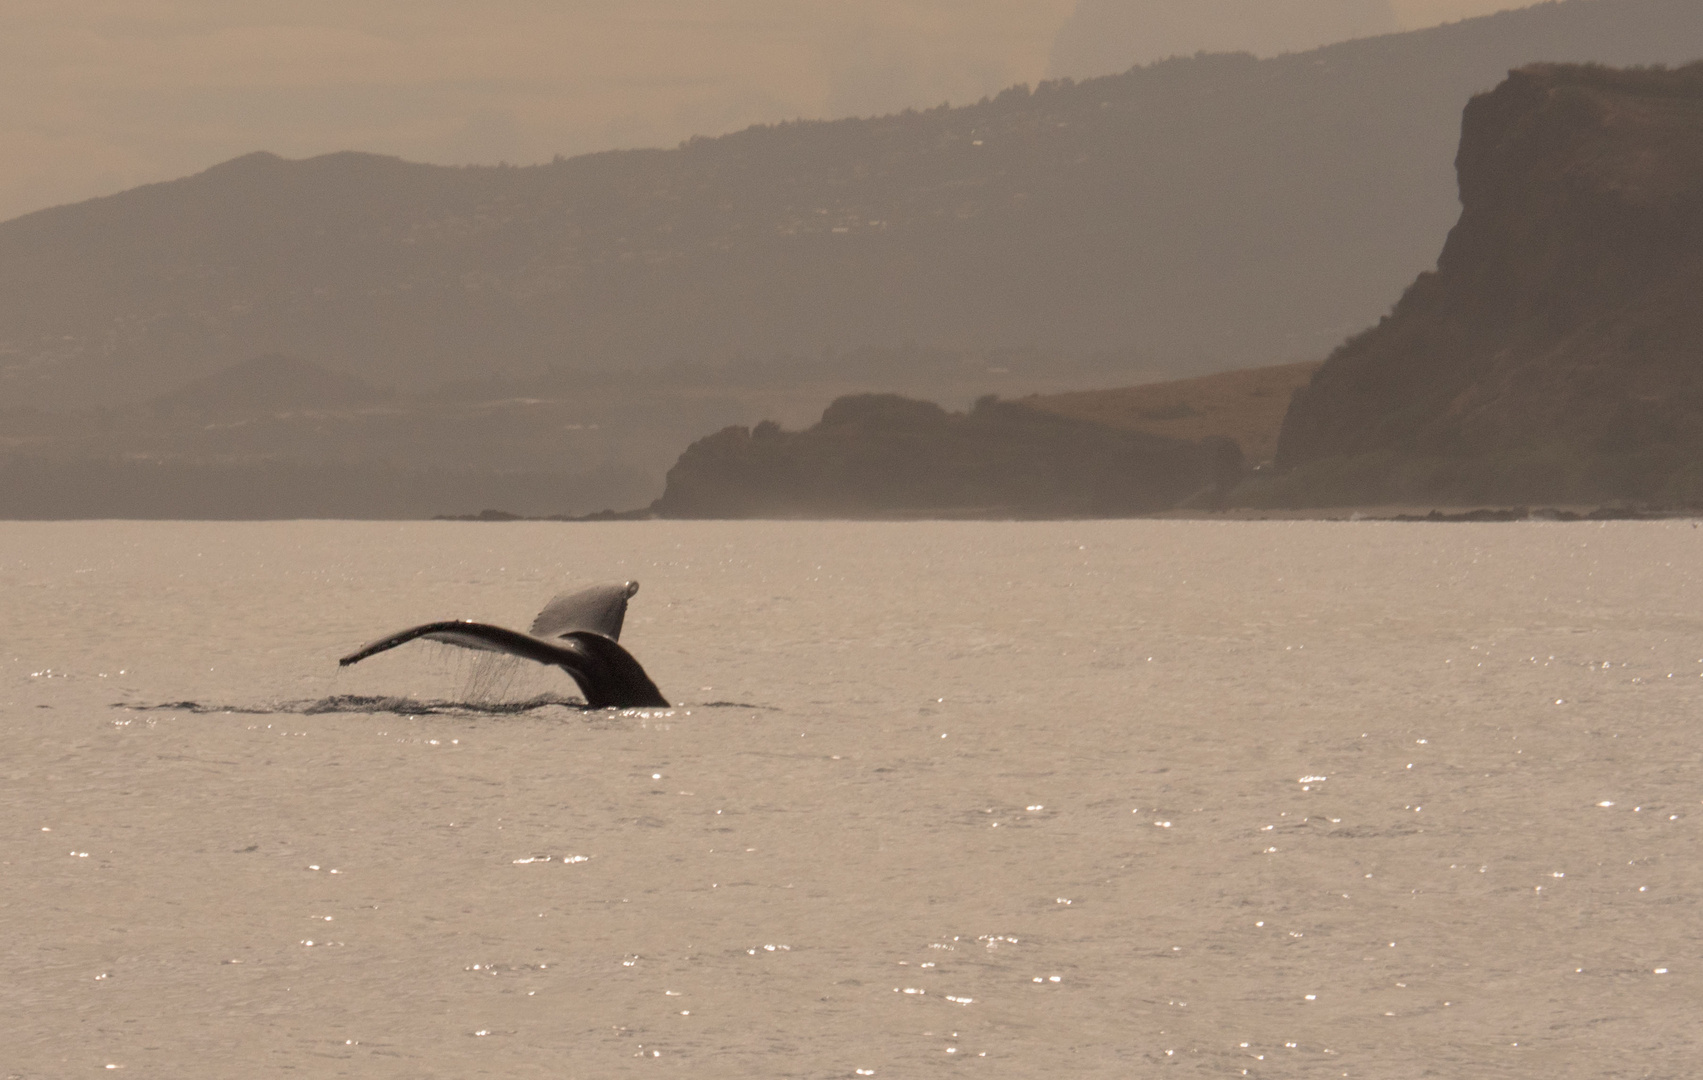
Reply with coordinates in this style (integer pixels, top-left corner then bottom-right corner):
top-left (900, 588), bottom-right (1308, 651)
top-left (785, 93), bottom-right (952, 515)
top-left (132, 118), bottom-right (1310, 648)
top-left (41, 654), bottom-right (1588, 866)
top-left (423, 504), bottom-right (1698, 524)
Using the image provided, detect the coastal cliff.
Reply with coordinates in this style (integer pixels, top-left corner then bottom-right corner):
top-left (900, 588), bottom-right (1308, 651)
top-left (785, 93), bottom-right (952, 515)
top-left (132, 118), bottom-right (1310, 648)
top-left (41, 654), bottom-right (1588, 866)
top-left (651, 394), bottom-right (1241, 518)
top-left (1272, 63), bottom-right (1703, 505)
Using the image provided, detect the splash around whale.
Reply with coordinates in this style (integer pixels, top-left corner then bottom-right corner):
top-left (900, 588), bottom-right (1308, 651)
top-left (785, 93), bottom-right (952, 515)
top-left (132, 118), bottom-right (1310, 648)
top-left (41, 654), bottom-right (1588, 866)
top-left (338, 581), bottom-right (669, 709)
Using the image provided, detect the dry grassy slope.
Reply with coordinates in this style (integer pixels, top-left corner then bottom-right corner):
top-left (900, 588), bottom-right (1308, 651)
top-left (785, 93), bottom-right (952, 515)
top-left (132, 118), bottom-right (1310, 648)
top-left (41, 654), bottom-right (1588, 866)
top-left (1021, 360), bottom-right (1321, 464)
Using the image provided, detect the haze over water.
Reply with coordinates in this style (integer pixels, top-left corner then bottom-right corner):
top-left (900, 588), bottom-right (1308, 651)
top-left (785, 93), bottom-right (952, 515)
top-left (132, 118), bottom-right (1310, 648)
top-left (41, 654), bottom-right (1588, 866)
top-left (4, 520), bottom-right (1699, 1077)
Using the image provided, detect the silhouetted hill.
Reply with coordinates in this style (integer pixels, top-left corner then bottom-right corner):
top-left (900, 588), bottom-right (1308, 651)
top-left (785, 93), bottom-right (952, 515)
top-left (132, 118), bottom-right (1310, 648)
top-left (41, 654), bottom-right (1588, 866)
top-left (1024, 360), bottom-right (1320, 464)
top-left (151, 353), bottom-right (385, 417)
top-left (3, 0), bottom-right (1701, 410)
top-left (1268, 63), bottom-right (1703, 506)
top-left (649, 394), bottom-right (1243, 518)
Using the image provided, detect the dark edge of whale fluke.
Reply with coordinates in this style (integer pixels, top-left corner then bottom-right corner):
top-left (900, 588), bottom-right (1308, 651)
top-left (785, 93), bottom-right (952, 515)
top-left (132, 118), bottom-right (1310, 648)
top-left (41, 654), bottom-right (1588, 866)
top-left (338, 619), bottom-right (668, 710)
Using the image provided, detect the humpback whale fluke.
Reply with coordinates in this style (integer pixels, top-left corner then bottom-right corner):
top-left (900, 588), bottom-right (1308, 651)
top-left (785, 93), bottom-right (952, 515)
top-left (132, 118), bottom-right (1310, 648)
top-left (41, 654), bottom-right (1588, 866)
top-left (530, 580), bottom-right (640, 641)
top-left (338, 581), bottom-right (668, 709)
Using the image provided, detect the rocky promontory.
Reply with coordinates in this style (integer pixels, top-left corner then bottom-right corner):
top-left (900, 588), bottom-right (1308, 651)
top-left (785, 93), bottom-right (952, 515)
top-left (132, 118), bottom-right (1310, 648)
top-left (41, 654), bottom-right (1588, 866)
top-left (1271, 63), bottom-right (1703, 505)
top-left (651, 394), bottom-right (1242, 518)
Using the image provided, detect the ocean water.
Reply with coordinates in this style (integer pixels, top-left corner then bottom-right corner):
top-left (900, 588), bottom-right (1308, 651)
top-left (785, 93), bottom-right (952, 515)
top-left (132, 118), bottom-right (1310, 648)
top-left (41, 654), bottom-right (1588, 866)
top-left (3, 520), bottom-right (1700, 1079)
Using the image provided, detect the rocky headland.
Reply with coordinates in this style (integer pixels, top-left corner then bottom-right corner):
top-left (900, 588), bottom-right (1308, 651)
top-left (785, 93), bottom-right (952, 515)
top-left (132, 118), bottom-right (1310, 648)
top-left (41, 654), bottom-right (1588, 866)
top-left (649, 394), bottom-right (1242, 518)
top-left (1265, 62), bottom-right (1703, 507)
top-left (644, 62), bottom-right (1703, 520)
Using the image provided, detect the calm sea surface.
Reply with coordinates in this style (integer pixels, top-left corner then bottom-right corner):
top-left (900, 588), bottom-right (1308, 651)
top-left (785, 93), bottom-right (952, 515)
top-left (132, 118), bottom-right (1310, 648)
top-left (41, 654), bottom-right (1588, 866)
top-left (3, 520), bottom-right (1700, 1078)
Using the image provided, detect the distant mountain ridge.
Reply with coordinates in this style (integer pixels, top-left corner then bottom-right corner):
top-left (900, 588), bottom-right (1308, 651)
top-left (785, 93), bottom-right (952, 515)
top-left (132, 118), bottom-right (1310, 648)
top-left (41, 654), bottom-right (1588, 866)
top-left (2, 0), bottom-right (1702, 412)
top-left (1050, 0), bottom-right (1399, 76)
top-left (151, 353), bottom-right (385, 417)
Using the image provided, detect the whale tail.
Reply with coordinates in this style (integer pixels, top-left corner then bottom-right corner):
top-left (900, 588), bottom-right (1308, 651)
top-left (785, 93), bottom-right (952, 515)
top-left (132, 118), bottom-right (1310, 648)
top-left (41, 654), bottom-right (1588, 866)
top-left (338, 581), bottom-right (668, 709)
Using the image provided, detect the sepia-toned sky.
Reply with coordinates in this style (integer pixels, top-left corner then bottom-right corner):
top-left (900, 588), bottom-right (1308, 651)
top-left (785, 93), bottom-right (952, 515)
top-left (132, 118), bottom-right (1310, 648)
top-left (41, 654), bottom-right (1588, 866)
top-left (0, 0), bottom-right (1522, 222)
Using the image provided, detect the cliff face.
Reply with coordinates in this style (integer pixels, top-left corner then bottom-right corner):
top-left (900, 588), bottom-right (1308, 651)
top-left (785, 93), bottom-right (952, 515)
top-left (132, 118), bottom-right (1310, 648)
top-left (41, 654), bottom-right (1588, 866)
top-left (652, 394), bottom-right (1242, 518)
top-left (1274, 63), bottom-right (1703, 503)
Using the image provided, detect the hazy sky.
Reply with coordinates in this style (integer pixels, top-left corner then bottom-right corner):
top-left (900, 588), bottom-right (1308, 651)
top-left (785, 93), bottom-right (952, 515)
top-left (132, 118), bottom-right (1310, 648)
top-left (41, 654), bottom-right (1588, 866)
top-left (0, 0), bottom-right (1523, 222)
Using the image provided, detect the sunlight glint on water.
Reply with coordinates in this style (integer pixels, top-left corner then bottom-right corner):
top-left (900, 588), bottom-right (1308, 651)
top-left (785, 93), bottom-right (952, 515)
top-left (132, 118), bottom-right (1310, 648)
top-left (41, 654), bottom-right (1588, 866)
top-left (2, 519), bottom-right (1700, 1078)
